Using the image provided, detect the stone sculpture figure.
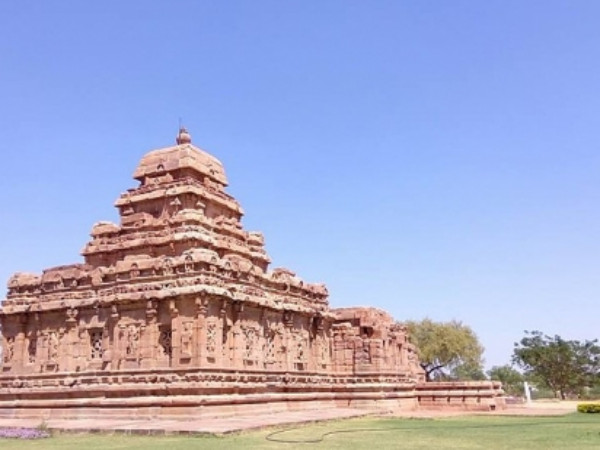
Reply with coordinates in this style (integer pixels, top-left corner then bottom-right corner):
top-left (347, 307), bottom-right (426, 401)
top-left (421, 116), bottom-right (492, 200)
top-left (48, 332), bottom-right (59, 362)
top-left (27, 335), bottom-right (37, 363)
top-left (2, 337), bottom-right (13, 364)
top-left (125, 324), bottom-right (139, 357)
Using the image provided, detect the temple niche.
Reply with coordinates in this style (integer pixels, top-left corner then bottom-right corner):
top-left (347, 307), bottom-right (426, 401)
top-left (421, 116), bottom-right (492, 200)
top-left (0, 129), bottom-right (503, 417)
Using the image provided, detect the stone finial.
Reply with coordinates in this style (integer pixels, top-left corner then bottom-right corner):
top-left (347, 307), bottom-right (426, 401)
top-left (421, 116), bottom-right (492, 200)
top-left (176, 127), bottom-right (192, 145)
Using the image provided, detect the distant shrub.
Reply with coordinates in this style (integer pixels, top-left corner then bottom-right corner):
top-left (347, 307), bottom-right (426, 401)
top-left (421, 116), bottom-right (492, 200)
top-left (580, 385), bottom-right (600, 400)
top-left (531, 387), bottom-right (556, 400)
top-left (577, 403), bottom-right (600, 414)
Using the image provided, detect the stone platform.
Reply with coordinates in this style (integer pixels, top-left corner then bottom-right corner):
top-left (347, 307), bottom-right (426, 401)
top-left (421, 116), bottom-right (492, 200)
top-left (0, 402), bottom-right (575, 436)
top-left (0, 407), bottom-right (375, 435)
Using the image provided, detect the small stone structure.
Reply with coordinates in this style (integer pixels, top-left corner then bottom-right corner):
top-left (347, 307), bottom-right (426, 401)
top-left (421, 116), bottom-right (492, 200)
top-left (0, 129), bottom-right (503, 419)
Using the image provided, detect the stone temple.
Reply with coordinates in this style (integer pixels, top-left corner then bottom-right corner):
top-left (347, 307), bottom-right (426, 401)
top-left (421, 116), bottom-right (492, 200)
top-left (0, 129), bottom-right (503, 419)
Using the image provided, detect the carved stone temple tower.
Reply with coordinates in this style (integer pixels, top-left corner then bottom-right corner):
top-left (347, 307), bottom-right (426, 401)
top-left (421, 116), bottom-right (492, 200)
top-left (0, 129), bottom-right (503, 418)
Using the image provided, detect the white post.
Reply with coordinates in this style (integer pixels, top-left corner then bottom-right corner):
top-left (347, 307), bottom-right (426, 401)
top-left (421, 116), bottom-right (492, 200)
top-left (524, 381), bottom-right (532, 404)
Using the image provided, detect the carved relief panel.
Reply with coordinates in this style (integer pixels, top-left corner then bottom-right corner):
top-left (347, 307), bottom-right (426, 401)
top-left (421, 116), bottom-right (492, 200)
top-left (90, 329), bottom-right (104, 360)
top-left (118, 321), bottom-right (143, 369)
top-left (180, 321), bottom-right (193, 359)
top-left (263, 314), bottom-right (284, 369)
top-left (241, 323), bottom-right (262, 367)
top-left (158, 326), bottom-right (172, 360)
top-left (206, 319), bottom-right (217, 356)
top-left (47, 331), bottom-right (60, 363)
top-left (292, 329), bottom-right (309, 371)
top-left (2, 336), bottom-right (14, 365)
top-left (125, 324), bottom-right (140, 357)
top-left (27, 332), bottom-right (37, 364)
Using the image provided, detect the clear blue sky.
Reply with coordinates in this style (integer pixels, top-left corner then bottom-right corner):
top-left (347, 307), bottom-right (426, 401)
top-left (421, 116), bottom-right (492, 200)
top-left (1, 1), bottom-right (599, 369)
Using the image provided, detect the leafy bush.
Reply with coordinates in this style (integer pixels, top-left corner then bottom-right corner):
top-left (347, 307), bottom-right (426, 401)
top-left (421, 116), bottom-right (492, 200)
top-left (577, 403), bottom-right (600, 413)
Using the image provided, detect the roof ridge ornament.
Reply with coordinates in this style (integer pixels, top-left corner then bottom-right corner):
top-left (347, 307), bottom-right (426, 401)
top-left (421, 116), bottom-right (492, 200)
top-left (176, 127), bottom-right (192, 145)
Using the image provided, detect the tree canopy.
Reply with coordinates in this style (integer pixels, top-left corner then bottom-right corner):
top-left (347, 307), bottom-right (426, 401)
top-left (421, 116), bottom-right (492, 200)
top-left (405, 318), bottom-right (484, 381)
top-left (487, 364), bottom-right (525, 396)
top-left (512, 330), bottom-right (600, 399)
top-left (449, 361), bottom-right (487, 381)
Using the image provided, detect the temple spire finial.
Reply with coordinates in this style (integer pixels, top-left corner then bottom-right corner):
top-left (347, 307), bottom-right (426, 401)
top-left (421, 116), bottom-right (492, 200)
top-left (176, 125), bottom-right (192, 145)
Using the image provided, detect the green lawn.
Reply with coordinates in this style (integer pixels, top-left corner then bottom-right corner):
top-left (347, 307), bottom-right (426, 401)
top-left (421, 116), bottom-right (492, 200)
top-left (1, 414), bottom-right (598, 450)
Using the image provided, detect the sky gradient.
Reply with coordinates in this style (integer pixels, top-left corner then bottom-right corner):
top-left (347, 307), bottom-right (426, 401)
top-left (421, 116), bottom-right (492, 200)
top-left (1, 1), bottom-right (599, 369)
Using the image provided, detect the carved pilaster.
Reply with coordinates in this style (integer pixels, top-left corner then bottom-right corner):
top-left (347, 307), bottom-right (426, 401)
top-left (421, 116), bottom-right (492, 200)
top-left (309, 315), bottom-right (320, 372)
top-left (218, 300), bottom-right (228, 367)
top-left (13, 314), bottom-right (28, 373)
top-left (169, 298), bottom-right (180, 366)
top-left (109, 304), bottom-right (120, 369)
top-left (26, 313), bottom-right (40, 372)
top-left (195, 293), bottom-right (208, 366)
top-left (231, 301), bottom-right (244, 368)
top-left (142, 300), bottom-right (158, 369)
top-left (65, 307), bottom-right (79, 372)
top-left (283, 310), bottom-right (293, 371)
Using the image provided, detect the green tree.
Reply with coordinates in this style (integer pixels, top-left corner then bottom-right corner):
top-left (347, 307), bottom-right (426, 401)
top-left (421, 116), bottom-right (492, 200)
top-left (487, 365), bottom-right (524, 396)
top-left (512, 330), bottom-right (600, 399)
top-left (449, 361), bottom-right (487, 381)
top-left (405, 318), bottom-right (484, 381)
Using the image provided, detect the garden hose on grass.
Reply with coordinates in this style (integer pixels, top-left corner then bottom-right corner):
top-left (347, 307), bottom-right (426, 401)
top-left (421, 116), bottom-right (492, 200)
top-left (265, 419), bottom-right (599, 444)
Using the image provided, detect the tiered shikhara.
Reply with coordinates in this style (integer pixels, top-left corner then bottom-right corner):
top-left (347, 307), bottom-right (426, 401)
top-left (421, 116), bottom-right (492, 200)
top-left (0, 129), bottom-right (502, 417)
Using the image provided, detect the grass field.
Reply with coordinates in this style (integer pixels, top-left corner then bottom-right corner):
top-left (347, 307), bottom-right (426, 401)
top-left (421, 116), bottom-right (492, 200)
top-left (1, 413), bottom-right (598, 449)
